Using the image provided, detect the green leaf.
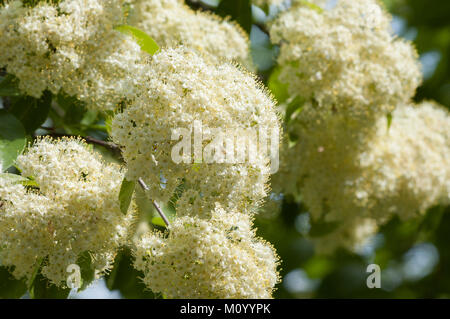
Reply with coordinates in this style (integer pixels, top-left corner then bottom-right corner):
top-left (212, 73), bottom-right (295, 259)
top-left (75, 251), bottom-right (96, 292)
top-left (104, 113), bottom-right (114, 136)
top-left (29, 269), bottom-right (70, 299)
top-left (217, 0), bottom-right (252, 34)
top-left (151, 216), bottom-right (167, 228)
top-left (105, 248), bottom-right (156, 299)
top-left (10, 90), bottom-right (52, 134)
top-left (27, 257), bottom-right (44, 290)
top-left (0, 266), bottom-right (27, 299)
top-left (119, 178), bottom-right (135, 215)
top-left (21, 178), bottom-right (39, 188)
top-left (56, 92), bottom-right (86, 125)
top-left (299, 0), bottom-right (324, 13)
top-left (268, 67), bottom-right (290, 104)
top-left (285, 95), bottom-right (305, 124)
top-left (0, 74), bottom-right (21, 97)
top-left (26, 256), bottom-right (71, 299)
top-left (0, 110), bottom-right (27, 172)
top-left (104, 253), bottom-right (122, 292)
top-left (114, 25), bottom-right (159, 55)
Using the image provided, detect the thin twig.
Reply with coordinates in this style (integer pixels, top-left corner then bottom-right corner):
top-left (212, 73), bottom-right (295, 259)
top-left (84, 136), bottom-right (121, 153)
top-left (39, 127), bottom-right (122, 156)
top-left (138, 177), bottom-right (171, 227)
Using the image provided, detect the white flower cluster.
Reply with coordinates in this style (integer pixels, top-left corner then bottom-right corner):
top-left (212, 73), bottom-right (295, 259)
top-left (128, 0), bottom-right (251, 67)
top-left (0, 137), bottom-right (134, 286)
top-left (133, 205), bottom-right (279, 298)
top-left (357, 102), bottom-right (450, 220)
top-left (270, 0), bottom-right (422, 119)
top-left (113, 47), bottom-right (282, 297)
top-left (267, 0), bottom-right (446, 252)
top-left (276, 101), bottom-right (450, 247)
top-left (111, 47), bottom-right (280, 218)
top-left (0, 0), bottom-right (146, 111)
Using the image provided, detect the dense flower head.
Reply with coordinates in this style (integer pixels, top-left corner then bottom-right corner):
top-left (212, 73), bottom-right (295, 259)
top-left (275, 101), bottom-right (450, 225)
top-left (0, 137), bottom-right (134, 286)
top-left (356, 102), bottom-right (450, 219)
top-left (0, 0), bottom-right (146, 111)
top-left (269, 0), bottom-right (422, 119)
top-left (133, 205), bottom-right (280, 298)
top-left (128, 0), bottom-right (250, 67)
top-left (111, 47), bottom-right (281, 218)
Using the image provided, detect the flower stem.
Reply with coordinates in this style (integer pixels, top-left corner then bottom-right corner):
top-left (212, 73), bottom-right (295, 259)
top-left (137, 178), bottom-right (171, 227)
